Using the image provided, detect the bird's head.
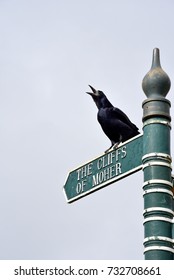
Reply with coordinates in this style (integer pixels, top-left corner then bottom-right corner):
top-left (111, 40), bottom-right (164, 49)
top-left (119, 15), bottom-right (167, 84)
top-left (86, 85), bottom-right (112, 109)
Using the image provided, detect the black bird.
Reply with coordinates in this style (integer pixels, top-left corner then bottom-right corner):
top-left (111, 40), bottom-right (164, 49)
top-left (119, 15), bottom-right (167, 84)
top-left (86, 85), bottom-right (140, 153)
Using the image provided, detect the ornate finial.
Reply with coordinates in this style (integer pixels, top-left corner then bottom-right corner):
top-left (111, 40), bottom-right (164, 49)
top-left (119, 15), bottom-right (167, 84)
top-left (142, 48), bottom-right (171, 98)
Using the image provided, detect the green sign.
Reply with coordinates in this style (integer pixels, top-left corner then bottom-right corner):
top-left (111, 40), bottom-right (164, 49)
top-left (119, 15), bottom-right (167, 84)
top-left (63, 134), bottom-right (143, 203)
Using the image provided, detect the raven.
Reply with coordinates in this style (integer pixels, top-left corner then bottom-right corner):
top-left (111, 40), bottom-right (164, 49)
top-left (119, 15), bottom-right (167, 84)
top-left (86, 85), bottom-right (140, 153)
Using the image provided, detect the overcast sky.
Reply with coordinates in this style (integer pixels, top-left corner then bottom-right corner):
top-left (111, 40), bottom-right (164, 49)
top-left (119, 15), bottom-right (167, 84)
top-left (0, 0), bottom-right (174, 260)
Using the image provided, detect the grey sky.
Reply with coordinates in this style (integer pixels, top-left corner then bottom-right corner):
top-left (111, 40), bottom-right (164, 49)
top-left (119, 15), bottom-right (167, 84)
top-left (0, 0), bottom-right (174, 259)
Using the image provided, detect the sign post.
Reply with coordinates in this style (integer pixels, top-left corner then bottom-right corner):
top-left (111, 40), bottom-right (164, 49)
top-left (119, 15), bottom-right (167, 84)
top-left (63, 48), bottom-right (174, 259)
top-left (142, 48), bottom-right (174, 259)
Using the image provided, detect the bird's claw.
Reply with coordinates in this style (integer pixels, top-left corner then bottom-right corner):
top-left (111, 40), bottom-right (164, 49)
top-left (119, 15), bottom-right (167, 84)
top-left (104, 142), bottom-right (120, 153)
top-left (112, 142), bottom-right (120, 150)
top-left (104, 147), bottom-right (111, 154)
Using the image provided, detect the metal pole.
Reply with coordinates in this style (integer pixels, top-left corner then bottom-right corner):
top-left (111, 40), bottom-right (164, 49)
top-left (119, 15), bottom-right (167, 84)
top-left (142, 48), bottom-right (174, 259)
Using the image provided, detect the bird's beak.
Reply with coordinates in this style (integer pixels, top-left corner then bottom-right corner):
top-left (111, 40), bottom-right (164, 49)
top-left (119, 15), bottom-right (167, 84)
top-left (86, 85), bottom-right (99, 96)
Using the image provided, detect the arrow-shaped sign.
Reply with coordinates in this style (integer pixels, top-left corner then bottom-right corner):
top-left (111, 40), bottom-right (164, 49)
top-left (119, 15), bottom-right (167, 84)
top-left (63, 134), bottom-right (143, 203)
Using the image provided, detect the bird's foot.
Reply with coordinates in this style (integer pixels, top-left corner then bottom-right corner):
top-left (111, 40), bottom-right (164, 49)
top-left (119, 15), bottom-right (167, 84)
top-left (112, 142), bottom-right (120, 150)
top-left (104, 147), bottom-right (112, 153)
top-left (104, 142), bottom-right (120, 153)
top-left (105, 142), bottom-right (120, 154)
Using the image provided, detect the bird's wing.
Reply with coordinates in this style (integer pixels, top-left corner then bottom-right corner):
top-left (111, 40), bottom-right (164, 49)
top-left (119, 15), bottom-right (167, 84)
top-left (110, 107), bottom-right (139, 131)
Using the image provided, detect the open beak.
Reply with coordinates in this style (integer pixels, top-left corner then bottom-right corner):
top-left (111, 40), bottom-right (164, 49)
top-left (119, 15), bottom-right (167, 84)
top-left (86, 85), bottom-right (99, 96)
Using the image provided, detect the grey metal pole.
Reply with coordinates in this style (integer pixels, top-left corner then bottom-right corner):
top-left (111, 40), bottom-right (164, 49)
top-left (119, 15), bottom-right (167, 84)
top-left (142, 48), bottom-right (174, 259)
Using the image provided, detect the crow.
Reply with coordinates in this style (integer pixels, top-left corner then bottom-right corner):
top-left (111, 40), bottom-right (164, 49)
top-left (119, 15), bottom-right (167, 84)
top-left (86, 85), bottom-right (140, 153)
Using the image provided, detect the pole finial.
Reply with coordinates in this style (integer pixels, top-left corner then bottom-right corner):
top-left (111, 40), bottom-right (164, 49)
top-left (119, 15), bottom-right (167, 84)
top-left (142, 48), bottom-right (171, 98)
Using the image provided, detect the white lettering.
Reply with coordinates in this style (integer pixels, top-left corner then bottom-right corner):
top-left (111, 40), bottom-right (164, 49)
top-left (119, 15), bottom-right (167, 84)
top-left (121, 146), bottom-right (127, 158)
top-left (97, 158), bottom-right (103, 170)
top-left (115, 162), bottom-right (122, 175)
top-left (109, 165), bottom-right (115, 178)
top-left (87, 163), bottom-right (93, 176)
top-left (92, 163), bottom-right (122, 187)
top-left (109, 151), bottom-right (115, 164)
top-left (115, 148), bottom-right (121, 161)
top-left (96, 147), bottom-right (127, 171)
top-left (76, 180), bottom-right (86, 194)
top-left (92, 174), bottom-right (98, 186)
top-left (76, 163), bottom-right (93, 180)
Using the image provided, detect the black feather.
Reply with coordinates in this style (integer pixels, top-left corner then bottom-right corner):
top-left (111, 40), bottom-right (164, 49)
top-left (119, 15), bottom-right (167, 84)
top-left (87, 85), bottom-right (139, 152)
